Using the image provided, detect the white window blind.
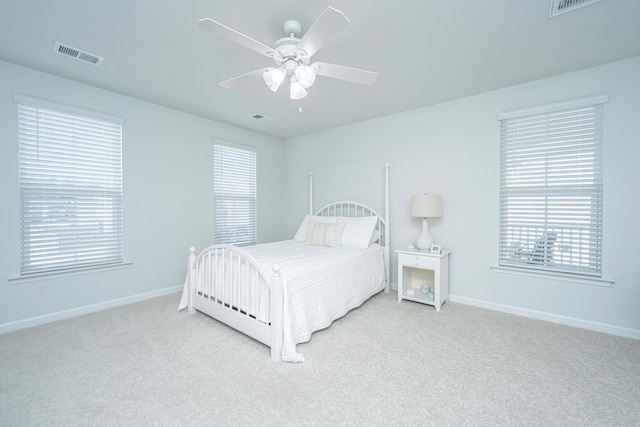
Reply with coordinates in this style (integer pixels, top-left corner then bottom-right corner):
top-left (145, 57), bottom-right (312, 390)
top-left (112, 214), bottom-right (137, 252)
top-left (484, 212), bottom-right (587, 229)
top-left (213, 143), bottom-right (257, 246)
top-left (16, 95), bottom-right (124, 275)
top-left (498, 96), bottom-right (606, 277)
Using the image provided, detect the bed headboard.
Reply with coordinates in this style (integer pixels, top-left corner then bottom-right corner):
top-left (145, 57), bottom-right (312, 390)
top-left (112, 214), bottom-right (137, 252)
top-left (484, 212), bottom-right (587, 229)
top-left (308, 164), bottom-right (391, 292)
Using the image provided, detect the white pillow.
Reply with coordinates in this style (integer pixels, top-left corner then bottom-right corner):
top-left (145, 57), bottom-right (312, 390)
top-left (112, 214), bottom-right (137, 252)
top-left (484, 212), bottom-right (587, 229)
top-left (293, 214), bottom-right (338, 241)
top-left (339, 216), bottom-right (378, 248)
top-left (305, 220), bottom-right (345, 247)
top-left (370, 229), bottom-right (382, 245)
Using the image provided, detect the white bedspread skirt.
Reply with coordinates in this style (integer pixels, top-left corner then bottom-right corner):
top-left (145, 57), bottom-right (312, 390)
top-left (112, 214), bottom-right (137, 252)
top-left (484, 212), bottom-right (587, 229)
top-left (179, 240), bottom-right (385, 362)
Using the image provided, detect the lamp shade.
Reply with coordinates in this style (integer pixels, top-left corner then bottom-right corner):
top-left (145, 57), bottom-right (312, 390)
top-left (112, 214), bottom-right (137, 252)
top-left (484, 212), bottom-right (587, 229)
top-left (411, 194), bottom-right (442, 218)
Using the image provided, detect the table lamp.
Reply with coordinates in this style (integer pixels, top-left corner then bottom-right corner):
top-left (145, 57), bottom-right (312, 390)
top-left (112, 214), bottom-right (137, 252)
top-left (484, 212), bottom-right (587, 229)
top-left (411, 194), bottom-right (442, 250)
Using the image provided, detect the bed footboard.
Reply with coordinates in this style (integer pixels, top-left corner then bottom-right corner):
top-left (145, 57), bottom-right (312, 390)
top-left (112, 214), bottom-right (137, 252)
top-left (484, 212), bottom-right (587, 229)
top-left (186, 245), bottom-right (284, 361)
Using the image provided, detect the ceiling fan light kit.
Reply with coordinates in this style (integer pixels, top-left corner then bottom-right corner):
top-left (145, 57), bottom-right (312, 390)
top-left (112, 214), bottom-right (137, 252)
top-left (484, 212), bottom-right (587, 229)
top-left (263, 67), bottom-right (287, 92)
top-left (294, 64), bottom-right (317, 88)
top-left (197, 6), bottom-right (377, 101)
top-left (289, 77), bottom-right (308, 100)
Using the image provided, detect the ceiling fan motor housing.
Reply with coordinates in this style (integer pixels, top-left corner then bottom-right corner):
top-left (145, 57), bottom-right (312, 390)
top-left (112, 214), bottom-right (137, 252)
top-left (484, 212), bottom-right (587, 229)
top-left (273, 36), bottom-right (310, 67)
top-left (272, 20), bottom-right (310, 68)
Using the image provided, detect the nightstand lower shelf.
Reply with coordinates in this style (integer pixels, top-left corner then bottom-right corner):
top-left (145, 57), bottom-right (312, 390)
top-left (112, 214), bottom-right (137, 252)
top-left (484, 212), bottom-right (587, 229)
top-left (401, 290), bottom-right (435, 304)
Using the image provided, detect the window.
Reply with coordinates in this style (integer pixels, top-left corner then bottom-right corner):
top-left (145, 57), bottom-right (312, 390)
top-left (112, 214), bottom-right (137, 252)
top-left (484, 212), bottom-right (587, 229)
top-left (16, 95), bottom-right (124, 275)
top-left (213, 142), bottom-right (257, 246)
top-left (498, 95), bottom-right (607, 277)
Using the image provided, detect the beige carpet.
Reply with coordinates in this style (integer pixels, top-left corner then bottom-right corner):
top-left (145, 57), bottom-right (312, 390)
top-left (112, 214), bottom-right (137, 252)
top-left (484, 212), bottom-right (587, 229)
top-left (1, 291), bottom-right (639, 426)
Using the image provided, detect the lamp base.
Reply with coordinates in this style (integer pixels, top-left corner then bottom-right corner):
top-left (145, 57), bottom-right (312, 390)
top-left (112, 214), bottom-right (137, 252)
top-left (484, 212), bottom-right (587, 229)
top-left (415, 234), bottom-right (434, 251)
top-left (415, 218), bottom-right (434, 250)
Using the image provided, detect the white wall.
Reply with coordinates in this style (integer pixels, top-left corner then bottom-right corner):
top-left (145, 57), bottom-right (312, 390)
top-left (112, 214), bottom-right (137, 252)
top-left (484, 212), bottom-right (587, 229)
top-left (282, 56), bottom-right (640, 337)
top-left (0, 60), bottom-right (284, 329)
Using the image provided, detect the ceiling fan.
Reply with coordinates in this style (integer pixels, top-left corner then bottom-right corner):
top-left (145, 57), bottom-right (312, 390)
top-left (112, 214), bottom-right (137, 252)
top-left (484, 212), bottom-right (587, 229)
top-left (197, 6), bottom-right (378, 100)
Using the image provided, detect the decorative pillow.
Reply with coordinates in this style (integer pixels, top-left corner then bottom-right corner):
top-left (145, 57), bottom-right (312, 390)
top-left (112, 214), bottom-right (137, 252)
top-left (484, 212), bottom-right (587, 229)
top-left (339, 216), bottom-right (378, 248)
top-left (293, 214), bottom-right (337, 241)
top-left (305, 220), bottom-right (345, 247)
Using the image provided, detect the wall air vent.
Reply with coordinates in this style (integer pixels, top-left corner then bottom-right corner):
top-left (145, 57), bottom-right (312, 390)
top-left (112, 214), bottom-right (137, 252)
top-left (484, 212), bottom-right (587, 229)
top-left (53, 42), bottom-right (104, 65)
top-left (550, 0), bottom-right (601, 17)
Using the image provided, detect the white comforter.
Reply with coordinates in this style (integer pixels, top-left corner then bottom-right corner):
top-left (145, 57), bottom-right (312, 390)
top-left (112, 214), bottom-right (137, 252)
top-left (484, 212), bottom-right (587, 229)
top-left (179, 240), bottom-right (385, 362)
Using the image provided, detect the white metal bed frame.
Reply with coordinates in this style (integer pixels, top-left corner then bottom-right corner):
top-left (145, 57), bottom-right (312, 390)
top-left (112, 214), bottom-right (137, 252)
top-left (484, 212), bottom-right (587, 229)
top-left (185, 164), bottom-right (390, 361)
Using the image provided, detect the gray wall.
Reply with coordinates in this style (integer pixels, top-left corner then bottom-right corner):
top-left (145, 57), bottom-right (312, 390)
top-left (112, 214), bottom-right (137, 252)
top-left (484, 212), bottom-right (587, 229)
top-left (0, 60), bottom-right (284, 328)
top-left (282, 56), bottom-right (640, 337)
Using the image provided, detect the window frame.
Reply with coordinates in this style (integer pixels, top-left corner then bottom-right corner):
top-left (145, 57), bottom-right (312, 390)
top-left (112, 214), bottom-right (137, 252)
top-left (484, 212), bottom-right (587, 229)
top-left (14, 94), bottom-right (125, 279)
top-left (495, 94), bottom-right (612, 285)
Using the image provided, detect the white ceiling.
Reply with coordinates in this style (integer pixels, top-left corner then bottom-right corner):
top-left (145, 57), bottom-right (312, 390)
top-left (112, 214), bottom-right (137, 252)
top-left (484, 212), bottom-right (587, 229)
top-left (1, 1), bottom-right (639, 140)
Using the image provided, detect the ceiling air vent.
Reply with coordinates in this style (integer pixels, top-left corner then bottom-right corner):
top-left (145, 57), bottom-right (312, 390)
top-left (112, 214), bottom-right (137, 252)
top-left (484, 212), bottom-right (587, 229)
top-left (550, 0), bottom-right (601, 17)
top-left (53, 42), bottom-right (104, 65)
top-left (251, 114), bottom-right (273, 121)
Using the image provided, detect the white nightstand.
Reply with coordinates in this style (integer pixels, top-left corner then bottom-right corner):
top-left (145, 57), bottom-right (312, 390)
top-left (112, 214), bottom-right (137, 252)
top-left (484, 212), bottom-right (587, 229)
top-left (396, 248), bottom-right (450, 311)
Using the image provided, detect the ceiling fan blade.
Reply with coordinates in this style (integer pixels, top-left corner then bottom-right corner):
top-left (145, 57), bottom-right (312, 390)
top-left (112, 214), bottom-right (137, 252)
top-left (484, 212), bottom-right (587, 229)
top-left (296, 7), bottom-right (350, 58)
top-left (314, 62), bottom-right (378, 86)
top-left (198, 18), bottom-right (279, 59)
top-left (218, 67), bottom-right (271, 89)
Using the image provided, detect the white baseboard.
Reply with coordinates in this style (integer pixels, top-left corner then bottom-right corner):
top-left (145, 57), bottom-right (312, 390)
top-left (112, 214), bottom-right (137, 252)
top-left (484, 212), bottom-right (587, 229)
top-left (6, 285), bottom-right (638, 341)
top-left (449, 294), bottom-right (640, 340)
top-left (0, 285), bottom-right (183, 335)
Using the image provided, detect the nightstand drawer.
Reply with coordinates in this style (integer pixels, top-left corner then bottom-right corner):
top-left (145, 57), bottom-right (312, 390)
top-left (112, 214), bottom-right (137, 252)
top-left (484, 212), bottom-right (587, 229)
top-left (398, 253), bottom-right (437, 269)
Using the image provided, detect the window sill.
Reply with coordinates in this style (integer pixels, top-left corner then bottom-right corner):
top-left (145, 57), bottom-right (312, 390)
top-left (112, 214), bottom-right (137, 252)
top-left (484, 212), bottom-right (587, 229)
top-left (8, 261), bottom-right (133, 284)
top-left (490, 265), bottom-right (614, 287)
